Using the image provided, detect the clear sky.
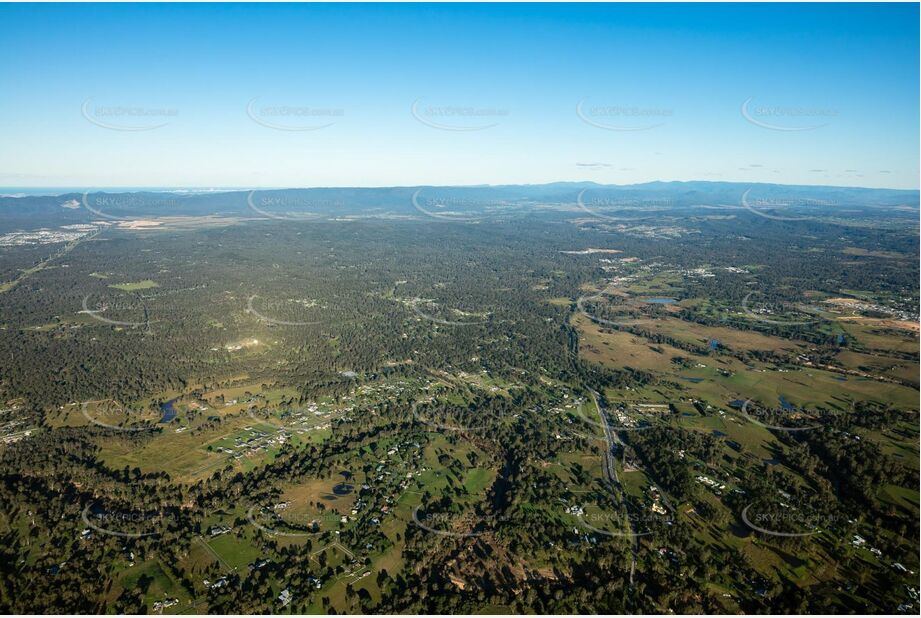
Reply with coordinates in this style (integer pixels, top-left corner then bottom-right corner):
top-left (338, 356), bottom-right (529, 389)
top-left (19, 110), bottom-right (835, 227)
top-left (0, 3), bottom-right (917, 189)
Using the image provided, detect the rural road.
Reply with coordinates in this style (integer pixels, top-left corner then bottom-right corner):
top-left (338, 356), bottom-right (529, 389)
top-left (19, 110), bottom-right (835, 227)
top-left (589, 390), bottom-right (638, 589)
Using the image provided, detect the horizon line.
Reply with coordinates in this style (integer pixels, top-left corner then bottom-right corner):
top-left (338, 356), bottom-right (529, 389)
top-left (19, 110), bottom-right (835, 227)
top-left (1, 178), bottom-right (918, 197)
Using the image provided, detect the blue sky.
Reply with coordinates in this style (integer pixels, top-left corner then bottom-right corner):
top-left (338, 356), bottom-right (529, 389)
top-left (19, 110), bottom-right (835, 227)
top-left (0, 3), bottom-right (917, 189)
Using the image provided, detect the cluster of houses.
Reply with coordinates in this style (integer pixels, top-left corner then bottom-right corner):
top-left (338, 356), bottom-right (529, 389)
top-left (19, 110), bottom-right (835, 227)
top-left (0, 405), bottom-right (34, 445)
top-left (0, 224), bottom-right (99, 247)
top-left (211, 426), bottom-right (290, 460)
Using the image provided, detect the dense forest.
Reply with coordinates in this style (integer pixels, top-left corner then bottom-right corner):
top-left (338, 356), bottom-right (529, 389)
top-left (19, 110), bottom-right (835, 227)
top-left (0, 186), bottom-right (917, 613)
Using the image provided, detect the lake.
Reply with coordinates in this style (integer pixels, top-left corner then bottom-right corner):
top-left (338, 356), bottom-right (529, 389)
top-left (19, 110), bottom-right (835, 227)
top-left (643, 297), bottom-right (677, 304)
top-left (159, 399), bottom-right (177, 423)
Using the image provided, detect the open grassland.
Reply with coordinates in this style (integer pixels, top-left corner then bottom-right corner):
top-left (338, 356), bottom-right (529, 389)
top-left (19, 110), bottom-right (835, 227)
top-left (108, 279), bottom-right (160, 291)
top-left (642, 317), bottom-right (807, 354)
top-left (837, 320), bottom-right (919, 354)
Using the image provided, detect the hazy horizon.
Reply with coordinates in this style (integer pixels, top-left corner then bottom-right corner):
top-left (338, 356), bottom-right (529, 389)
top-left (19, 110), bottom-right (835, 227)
top-left (1, 176), bottom-right (919, 198)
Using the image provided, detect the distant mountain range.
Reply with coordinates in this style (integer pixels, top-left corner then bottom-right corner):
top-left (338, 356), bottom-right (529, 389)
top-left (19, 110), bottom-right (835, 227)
top-left (0, 181), bottom-right (917, 229)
